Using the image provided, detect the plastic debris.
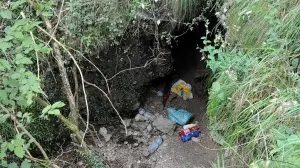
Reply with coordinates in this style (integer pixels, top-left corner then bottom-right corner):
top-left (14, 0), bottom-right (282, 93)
top-left (178, 125), bottom-right (201, 143)
top-left (171, 79), bottom-right (193, 100)
top-left (183, 124), bottom-right (197, 130)
top-left (180, 130), bottom-right (200, 143)
top-left (168, 108), bottom-right (193, 125)
top-left (148, 136), bottom-right (163, 154)
top-left (138, 108), bottom-right (156, 121)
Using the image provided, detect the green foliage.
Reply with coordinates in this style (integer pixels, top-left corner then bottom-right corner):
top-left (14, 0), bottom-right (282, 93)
top-left (79, 152), bottom-right (106, 168)
top-left (0, 1), bottom-right (66, 166)
top-left (40, 101), bottom-right (65, 119)
top-left (61, 0), bottom-right (131, 54)
top-left (168, 0), bottom-right (206, 22)
top-left (205, 0), bottom-right (300, 166)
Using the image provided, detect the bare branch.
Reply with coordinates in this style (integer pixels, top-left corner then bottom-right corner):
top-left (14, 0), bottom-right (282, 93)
top-left (47, 0), bottom-right (65, 45)
top-left (107, 57), bottom-right (166, 81)
top-left (80, 54), bottom-right (111, 94)
top-left (84, 81), bottom-right (128, 135)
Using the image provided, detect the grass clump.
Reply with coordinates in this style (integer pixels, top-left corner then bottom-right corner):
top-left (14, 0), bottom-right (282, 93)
top-left (205, 0), bottom-right (300, 167)
top-left (169, 0), bottom-right (206, 22)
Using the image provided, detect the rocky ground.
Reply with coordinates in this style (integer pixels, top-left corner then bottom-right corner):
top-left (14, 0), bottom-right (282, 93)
top-left (82, 77), bottom-right (220, 168)
top-left (53, 77), bottom-right (220, 168)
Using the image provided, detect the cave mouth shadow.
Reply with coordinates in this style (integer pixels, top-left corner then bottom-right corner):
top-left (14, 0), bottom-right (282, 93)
top-left (148, 12), bottom-right (219, 95)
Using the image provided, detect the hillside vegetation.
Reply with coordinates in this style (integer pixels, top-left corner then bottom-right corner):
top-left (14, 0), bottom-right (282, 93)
top-left (205, 0), bottom-right (300, 167)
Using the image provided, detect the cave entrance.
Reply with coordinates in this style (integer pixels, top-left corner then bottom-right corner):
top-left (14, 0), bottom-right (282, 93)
top-left (149, 12), bottom-right (218, 102)
top-left (138, 14), bottom-right (221, 167)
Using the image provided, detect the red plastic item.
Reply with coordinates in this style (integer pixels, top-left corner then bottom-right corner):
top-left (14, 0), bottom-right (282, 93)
top-left (178, 125), bottom-right (200, 136)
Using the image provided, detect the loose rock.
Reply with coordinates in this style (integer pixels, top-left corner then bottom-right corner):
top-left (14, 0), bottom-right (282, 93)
top-left (99, 127), bottom-right (108, 135)
top-left (131, 121), bottom-right (148, 131)
top-left (135, 114), bottom-right (148, 121)
top-left (133, 131), bottom-right (140, 136)
top-left (104, 135), bottom-right (112, 142)
top-left (136, 137), bottom-right (148, 144)
top-left (124, 119), bottom-right (132, 127)
top-left (147, 124), bottom-right (153, 132)
top-left (143, 150), bottom-right (150, 157)
top-left (152, 116), bottom-right (175, 134)
top-left (99, 127), bottom-right (112, 142)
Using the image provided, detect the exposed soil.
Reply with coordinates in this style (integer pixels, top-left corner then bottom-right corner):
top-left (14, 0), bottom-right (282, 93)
top-left (95, 76), bottom-right (219, 168)
top-left (145, 78), bottom-right (219, 168)
top-left (53, 77), bottom-right (220, 168)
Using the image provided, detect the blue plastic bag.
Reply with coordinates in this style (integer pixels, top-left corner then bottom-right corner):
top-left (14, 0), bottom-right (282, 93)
top-left (167, 108), bottom-right (193, 125)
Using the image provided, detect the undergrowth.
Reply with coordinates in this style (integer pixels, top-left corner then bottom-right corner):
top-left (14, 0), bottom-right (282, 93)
top-left (204, 0), bottom-right (300, 167)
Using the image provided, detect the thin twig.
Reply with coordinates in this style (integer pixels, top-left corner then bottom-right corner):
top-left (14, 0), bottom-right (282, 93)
top-left (47, 0), bottom-right (65, 45)
top-left (72, 64), bottom-right (79, 110)
top-left (84, 81), bottom-right (128, 135)
top-left (80, 54), bottom-right (111, 94)
top-left (107, 58), bottom-right (165, 81)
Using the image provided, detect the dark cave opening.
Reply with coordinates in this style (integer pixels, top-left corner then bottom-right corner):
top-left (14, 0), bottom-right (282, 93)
top-left (148, 12), bottom-right (219, 100)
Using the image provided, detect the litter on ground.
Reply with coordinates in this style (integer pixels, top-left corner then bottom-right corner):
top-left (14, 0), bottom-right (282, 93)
top-left (148, 136), bottom-right (163, 154)
top-left (178, 125), bottom-right (200, 143)
top-left (168, 107), bottom-right (193, 125)
top-left (171, 79), bottom-right (193, 100)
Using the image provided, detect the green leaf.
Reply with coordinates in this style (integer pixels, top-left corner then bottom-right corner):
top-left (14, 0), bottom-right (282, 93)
top-left (41, 12), bottom-right (53, 17)
top-left (12, 0), bottom-right (27, 10)
top-left (7, 162), bottom-right (19, 168)
top-left (0, 90), bottom-right (8, 103)
top-left (8, 143), bottom-right (14, 152)
top-left (20, 160), bottom-right (31, 168)
top-left (0, 114), bottom-right (10, 124)
top-left (42, 105), bottom-right (51, 114)
top-left (26, 93), bottom-right (34, 105)
top-left (15, 54), bottom-right (33, 65)
top-left (48, 109), bottom-right (61, 115)
top-left (0, 41), bottom-right (13, 52)
top-left (14, 19), bottom-right (29, 27)
top-left (0, 10), bottom-right (12, 19)
top-left (0, 59), bottom-right (11, 70)
top-left (14, 31), bottom-right (24, 39)
top-left (23, 21), bottom-right (42, 32)
top-left (52, 101), bottom-right (66, 109)
top-left (14, 146), bottom-right (25, 158)
top-left (22, 36), bottom-right (34, 47)
top-left (11, 72), bottom-right (21, 79)
top-left (13, 137), bottom-right (25, 147)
